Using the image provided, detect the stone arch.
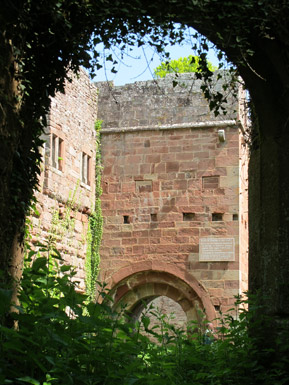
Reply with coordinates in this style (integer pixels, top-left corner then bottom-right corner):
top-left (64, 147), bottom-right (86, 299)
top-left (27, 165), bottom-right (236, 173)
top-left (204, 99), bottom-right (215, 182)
top-left (107, 261), bottom-right (216, 324)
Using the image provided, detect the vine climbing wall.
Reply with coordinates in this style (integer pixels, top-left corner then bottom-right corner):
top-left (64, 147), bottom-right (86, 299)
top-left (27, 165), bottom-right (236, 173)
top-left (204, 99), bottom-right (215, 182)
top-left (30, 69), bottom-right (98, 291)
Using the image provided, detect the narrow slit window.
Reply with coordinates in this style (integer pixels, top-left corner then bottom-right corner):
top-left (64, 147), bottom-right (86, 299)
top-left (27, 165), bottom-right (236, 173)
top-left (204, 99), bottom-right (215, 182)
top-left (51, 134), bottom-right (64, 171)
top-left (183, 212), bottom-right (195, 221)
top-left (212, 213), bottom-right (223, 221)
top-left (151, 213), bottom-right (157, 222)
top-left (123, 215), bottom-right (130, 224)
top-left (81, 152), bottom-right (91, 185)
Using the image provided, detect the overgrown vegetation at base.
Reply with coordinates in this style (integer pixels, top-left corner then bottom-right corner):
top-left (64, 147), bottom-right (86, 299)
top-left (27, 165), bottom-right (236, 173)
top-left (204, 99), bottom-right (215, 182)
top-left (1, 246), bottom-right (289, 385)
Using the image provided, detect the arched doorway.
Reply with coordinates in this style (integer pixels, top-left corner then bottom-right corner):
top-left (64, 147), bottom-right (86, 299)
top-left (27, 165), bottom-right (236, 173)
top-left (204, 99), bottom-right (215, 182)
top-left (107, 265), bottom-right (216, 325)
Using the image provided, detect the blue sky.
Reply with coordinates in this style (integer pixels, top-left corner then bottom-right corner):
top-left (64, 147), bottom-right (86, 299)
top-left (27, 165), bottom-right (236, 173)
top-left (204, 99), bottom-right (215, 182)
top-left (92, 40), bottom-right (220, 86)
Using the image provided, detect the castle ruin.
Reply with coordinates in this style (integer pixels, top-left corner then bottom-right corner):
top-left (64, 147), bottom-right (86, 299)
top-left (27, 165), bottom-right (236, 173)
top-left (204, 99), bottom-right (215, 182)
top-left (32, 70), bottom-right (249, 325)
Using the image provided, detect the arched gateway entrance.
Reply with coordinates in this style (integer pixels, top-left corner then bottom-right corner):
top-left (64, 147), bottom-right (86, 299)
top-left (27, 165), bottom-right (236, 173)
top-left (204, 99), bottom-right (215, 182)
top-left (107, 262), bottom-right (216, 324)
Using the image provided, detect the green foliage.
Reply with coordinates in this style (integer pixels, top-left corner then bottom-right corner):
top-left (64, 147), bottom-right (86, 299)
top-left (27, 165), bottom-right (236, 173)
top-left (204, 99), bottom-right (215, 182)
top-left (49, 183), bottom-right (80, 250)
top-left (85, 121), bottom-right (103, 301)
top-left (154, 55), bottom-right (216, 78)
top-left (1, 1), bottom-right (289, 378)
top-left (1, 243), bottom-right (289, 384)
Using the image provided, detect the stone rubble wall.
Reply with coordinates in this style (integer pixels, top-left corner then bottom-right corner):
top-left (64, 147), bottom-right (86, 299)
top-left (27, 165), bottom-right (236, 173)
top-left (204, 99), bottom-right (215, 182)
top-left (97, 72), bottom-right (237, 129)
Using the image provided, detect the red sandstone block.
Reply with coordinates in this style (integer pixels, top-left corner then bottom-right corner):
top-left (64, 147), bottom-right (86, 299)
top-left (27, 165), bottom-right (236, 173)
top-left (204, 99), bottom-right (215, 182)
top-left (150, 238), bottom-right (161, 244)
top-left (215, 156), bottom-right (238, 168)
top-left (140, 164), bottom-right (151, 174)
top-left (153, 163), bottom-right (165, 173)
top-left (195, 151), bottom-right (210, 159)
top-left (133, 230), bottom-right (149, 237)
top-left (133, 245), bottom-right (145, 254)
top-left (122, 183), bottom-right (135, 193)
top-left (176, 153), bottom-right (196, 162)
top-left (175, 236), bottom-right (190, 244)
top-left (121, 238), bottom-right (136, 245)
top-left (124, 163), bottom-right (140, 175)
top-left (111, 231), bottom-right (132, 238)
top-left (179, 244), bottom-right (199, 253)
top-left (159, 228), bottom-right (173, 238)
top-left (202, 280), bottom-right (225, 289)
top-left (149, 244), bottom-right (179, 254)
top-left (155, 146), bottom-right (169, 154)
top-left (173, 180), bottom-right (188, 190)
top-left (198, 159), bottom-right (215, 170)
top-left (169, 145), bottom-right (182, 153)
top-left (138, 237), bottom-right (150, 245)
top-left (179, 228), bottom-right (200, 236)
top-left (179, 161), bottom-right (198, 172)
top-left (188, 261), bottom-right (208, 270)
top-left (224, 280), bottom-right (239, 289)
top-left (133, 222), bottom-right (150, 230)
top-left (126, 155), bottom-right (143, 164)
top-left (115, 284), bottom-right (129, 302)
top-left (102, 239), bottom-right (121, 247)
top-left (108, 183), bottom-right (121, 193)
top-left (161, 181), bottom-right (174, 190)
top-left (146, 154), bottom-right (161, 163)
top-left (103, 166), bottom-right (112, 176)
top-left (166, 162), bottom-right (179, 173)
top-left (169, 135), bottom-right (184, 141)
top-left (208, 261), bottom-right (239, 270)
top-left (208, 288), bottom-right (224, 298)
top-left (124, 246), bottom-right (133, 255)
top-left (215, 167), bottom-right (227, 176)
top-left (226, 140), bottom-right (239, 148)
top-left (157, 221), bottom-right (176, 228)
top-left (160, 205), bottom-right (176, 214)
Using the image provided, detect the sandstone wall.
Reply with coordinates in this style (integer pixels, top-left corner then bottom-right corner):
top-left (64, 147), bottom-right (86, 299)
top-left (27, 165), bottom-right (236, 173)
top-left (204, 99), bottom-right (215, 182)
top-left (30, 70), bottom-right (98, 289)
top-left (97, 74), bottom-right (247, 319)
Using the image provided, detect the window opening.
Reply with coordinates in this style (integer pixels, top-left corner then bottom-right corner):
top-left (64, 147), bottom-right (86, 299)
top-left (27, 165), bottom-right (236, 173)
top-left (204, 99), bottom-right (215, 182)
top-left (123, 215), bottom-right (130, 224)
top-left (52, 134), bottom-right (63, 171)
top-left (183, 212), bottom-right (195, 221)
top-left (233, 214), bottom-right (238, 221)
top-left (212, 213), bottom-right (223, 221)
top-left (81, 152), bottom-right (91, 185)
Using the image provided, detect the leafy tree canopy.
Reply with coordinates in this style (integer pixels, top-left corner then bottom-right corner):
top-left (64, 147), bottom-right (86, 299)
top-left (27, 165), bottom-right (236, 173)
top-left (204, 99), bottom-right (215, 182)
top-left (154, 55), bottom-right (217, 78)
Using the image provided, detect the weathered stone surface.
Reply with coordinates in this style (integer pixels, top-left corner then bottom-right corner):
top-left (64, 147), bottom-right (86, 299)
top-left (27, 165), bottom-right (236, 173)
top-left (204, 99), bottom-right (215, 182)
top-left (98, 75), bottom-right (249, 324)
top-left (30, 70), bottom-right (98, 290)
top-left (30, 72), bottom-right (249, 327)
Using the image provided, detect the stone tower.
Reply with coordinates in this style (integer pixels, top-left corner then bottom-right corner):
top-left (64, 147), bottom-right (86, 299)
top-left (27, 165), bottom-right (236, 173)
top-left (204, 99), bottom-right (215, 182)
top-left (97, 73), bottom-right (249, 325)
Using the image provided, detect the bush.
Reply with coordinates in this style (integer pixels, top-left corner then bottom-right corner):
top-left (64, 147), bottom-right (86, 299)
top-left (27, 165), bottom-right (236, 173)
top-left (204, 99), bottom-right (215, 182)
top-left (1, 245), bottom-right (289, 384)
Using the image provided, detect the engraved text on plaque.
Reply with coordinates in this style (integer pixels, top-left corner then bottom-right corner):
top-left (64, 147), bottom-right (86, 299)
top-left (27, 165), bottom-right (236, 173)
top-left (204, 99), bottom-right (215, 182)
top-left (199, 237), bottom-right (235, 262)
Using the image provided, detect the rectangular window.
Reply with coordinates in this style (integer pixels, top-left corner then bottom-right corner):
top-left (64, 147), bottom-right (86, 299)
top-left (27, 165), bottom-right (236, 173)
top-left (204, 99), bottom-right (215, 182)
top-left (81, 152), bottom-right (91, 185)
top-left (123, 215), bottom-right (130, 224)
top-left (51, 134), bottom-right (63, 171)
top-left (183, 212), bottom-right (195, 221)
top-left (212, 213), bottom-right (223, 221)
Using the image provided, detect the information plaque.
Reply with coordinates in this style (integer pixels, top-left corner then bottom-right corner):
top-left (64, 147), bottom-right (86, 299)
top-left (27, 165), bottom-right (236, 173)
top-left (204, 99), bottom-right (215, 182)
top-left (199, 237), bottom-right (235, 262)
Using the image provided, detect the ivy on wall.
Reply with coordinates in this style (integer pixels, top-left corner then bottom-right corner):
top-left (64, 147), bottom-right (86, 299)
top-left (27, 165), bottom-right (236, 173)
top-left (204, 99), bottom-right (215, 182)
top-left (49, 182), bottom-right (80, 249)
top-left (85, 120), bottom-right (103, 301)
